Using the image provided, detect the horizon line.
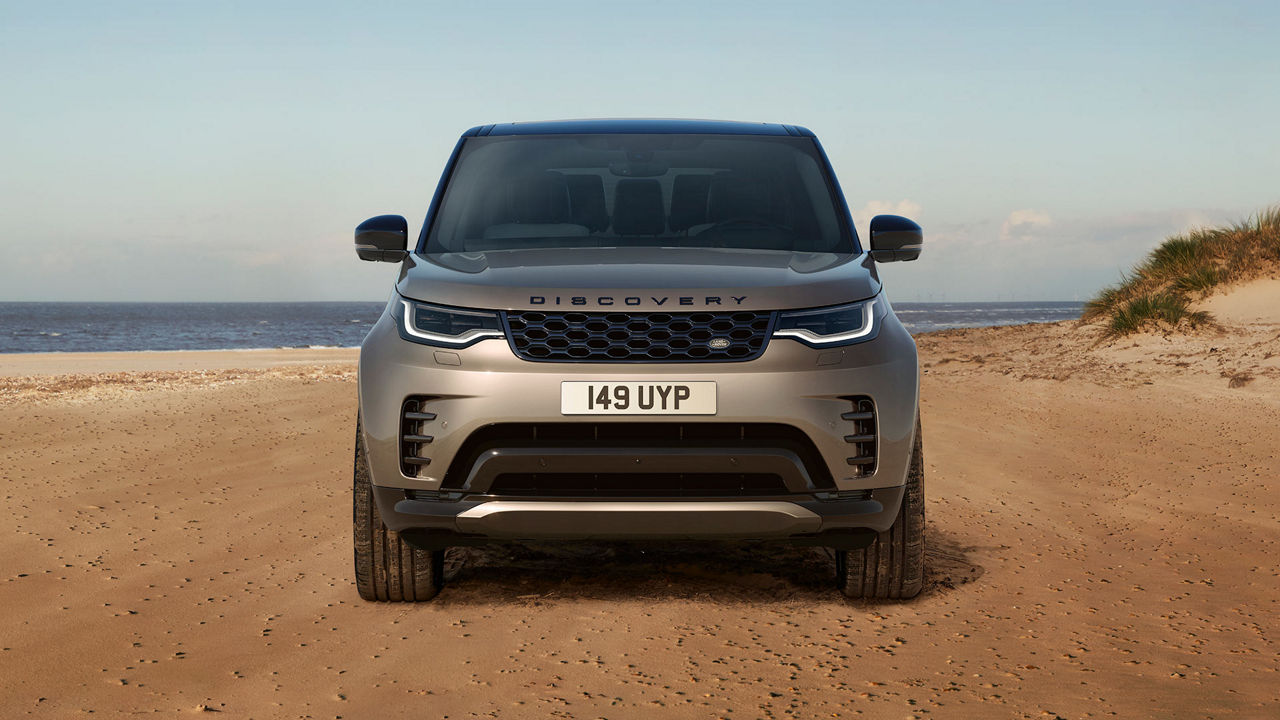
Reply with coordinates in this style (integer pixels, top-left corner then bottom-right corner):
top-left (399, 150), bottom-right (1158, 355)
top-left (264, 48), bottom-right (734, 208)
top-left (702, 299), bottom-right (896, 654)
top-left (0, 298), bottom-right (1087, 304)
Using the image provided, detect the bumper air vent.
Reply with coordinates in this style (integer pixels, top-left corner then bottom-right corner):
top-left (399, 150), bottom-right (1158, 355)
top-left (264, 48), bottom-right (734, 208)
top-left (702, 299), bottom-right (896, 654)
top-left (841, 396), bottom-right (877, 479)
top-left (503, 310), bottom-right (775, 363)
top-left (442, 422), bottom-right (835, 491)
top-left (489, 473), bottom-right (790, 497)
top-left (400, 396), bottom-right (436, 478)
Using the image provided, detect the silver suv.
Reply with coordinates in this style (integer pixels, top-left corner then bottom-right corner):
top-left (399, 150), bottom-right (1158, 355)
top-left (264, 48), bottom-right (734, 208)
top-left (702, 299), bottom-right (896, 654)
top-left (352, 119), bottom-right (925, 601)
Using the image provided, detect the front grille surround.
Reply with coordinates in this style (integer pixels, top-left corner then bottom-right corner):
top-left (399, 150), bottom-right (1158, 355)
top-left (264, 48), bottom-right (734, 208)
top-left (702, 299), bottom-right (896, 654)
top-left (502, 310), bottom-right (776, 363)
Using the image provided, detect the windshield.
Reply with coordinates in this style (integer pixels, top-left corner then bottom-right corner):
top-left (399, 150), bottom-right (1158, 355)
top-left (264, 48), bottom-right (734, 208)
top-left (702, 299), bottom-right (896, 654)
top-left (424, 134), bottom-right (854, 254)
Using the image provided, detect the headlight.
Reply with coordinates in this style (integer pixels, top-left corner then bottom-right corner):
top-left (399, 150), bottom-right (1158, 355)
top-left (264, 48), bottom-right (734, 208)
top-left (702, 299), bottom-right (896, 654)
top-left (773, 296), bottom-right (882, 347)
top-left (395, 296), bottom-right (504, 348)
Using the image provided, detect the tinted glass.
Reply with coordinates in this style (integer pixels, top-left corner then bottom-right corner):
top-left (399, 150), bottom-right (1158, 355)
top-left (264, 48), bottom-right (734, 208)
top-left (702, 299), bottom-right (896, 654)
top-left (425, 134), bottom-right (852, 253)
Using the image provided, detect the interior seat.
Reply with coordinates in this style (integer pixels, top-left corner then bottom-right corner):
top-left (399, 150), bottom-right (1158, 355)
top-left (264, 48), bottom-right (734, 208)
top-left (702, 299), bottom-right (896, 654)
top-left (688, 173), bottom-right (792, 249)
top-left (611, 179), bottom-right (666, 236)
top-left (480, 172), bottom-right (589, 241)
top-left (668, 174), bottom-right (712, 233)
top-left (563, 174), bottom-right (610, 233)
top-left (706, 173), bottom-right (776, 225)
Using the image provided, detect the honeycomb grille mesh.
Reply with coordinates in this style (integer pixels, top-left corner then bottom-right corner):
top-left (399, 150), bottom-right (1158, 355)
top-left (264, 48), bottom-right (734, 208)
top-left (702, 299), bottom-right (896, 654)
top-left (504, 310), bottom-right (775, 362)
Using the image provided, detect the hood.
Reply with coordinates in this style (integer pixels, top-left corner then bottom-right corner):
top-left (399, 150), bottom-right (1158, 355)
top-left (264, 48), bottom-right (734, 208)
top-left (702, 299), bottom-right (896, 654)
top-left (396, 247), bottom-right (880, 312)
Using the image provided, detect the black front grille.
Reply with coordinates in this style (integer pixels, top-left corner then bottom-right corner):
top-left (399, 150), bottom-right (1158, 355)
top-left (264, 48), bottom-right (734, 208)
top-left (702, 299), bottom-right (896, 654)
top-left (503, 310), bottom-right (775, 362)
top-left (489, 473), bottom-right (788, 497)
top-left (442, 422), bottom-right (835, 491)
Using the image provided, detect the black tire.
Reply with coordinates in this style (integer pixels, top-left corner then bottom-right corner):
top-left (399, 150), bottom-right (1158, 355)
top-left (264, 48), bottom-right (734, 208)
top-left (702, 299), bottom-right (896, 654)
top-left (353, 415), bottom-right (443, 602)
top-left (837, 419), bottom-right (925, 599)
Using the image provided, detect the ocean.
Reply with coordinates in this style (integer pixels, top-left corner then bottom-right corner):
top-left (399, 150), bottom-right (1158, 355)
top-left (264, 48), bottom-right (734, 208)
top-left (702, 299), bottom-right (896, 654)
top-left (0, 301), bottom-right (1084, 354)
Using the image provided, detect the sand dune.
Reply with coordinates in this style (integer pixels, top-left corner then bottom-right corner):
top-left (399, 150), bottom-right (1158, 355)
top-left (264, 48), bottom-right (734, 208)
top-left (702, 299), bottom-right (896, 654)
top-left (1198, 277), bottom-right (1280, 328)
top-left (2, 312), bottom-right (1278, 717)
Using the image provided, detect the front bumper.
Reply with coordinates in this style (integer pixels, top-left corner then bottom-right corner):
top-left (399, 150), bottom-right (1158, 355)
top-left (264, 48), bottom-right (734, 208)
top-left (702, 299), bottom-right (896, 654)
top-left (374, 485), bottom-right (904, 548)
top-left (357, 303), bottom-right (919, 539)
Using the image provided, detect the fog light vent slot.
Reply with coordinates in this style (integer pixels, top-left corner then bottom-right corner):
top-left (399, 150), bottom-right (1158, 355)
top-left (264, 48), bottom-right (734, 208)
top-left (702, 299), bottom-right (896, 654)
top-left (840, 396), bottom-right (877, 479)
top-left (400, 396), bottom-right (436, 478)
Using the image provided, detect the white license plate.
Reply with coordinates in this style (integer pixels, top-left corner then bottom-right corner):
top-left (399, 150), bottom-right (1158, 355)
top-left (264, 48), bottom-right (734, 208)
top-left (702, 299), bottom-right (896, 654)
top-left (560, 381), bottom-right (717, 415)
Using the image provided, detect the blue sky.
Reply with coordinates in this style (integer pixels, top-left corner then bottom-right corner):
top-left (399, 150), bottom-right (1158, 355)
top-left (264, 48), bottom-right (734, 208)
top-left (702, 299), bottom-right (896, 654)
top-left (1, 0), bottom-right (1277, 301)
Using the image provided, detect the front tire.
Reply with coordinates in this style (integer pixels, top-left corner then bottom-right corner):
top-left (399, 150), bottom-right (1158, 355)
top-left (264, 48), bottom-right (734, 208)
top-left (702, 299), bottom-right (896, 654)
top-left (353, 415), bottom-right (443, 602)
top-left (837, 419), bottom-right (925, 599)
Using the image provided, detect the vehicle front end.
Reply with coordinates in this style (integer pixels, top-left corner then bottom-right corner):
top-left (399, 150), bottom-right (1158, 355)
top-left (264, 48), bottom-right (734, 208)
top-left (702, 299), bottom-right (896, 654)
top-left (351, 120), bottom-right (926, 601)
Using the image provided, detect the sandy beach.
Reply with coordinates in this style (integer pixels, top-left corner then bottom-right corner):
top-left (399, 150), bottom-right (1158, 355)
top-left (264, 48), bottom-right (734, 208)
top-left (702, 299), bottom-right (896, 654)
top-left (2, 288), bottom-right (1278, 718)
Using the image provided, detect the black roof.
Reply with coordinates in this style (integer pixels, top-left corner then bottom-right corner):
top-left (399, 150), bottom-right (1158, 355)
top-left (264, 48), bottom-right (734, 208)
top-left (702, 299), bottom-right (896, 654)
top-left (462, 118), bottom-right (814, 137)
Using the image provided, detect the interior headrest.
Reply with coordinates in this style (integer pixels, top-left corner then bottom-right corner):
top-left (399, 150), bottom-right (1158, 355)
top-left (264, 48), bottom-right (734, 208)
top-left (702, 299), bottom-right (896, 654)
top-left (500, 173), bottom-right (571, 224)
top-left (668, 174), bottom-right (712, 232)
top-left (707, 173), bottom-right (773, 223)
top-left (563, 174), bottom-right (609, 232)
top-left (612, 179), bottom-right (665, 235)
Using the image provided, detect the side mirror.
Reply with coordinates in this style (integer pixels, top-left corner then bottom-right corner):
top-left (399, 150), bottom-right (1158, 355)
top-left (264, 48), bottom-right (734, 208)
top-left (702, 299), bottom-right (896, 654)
top-left (355, 215), bottom-right (409, 262)
top-left (868, 215), bottom-right (922, 262)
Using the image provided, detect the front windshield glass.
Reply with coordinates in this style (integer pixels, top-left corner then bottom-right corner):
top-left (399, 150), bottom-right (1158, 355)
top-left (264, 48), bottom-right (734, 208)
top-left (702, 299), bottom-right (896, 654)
top-left (424, 134), bottom-right (853, 254)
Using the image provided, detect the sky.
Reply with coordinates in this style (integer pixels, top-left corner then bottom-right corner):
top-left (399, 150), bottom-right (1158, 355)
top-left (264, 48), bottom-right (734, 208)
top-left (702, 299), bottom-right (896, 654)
top-left (1, 0), bottom-right (1277, 302)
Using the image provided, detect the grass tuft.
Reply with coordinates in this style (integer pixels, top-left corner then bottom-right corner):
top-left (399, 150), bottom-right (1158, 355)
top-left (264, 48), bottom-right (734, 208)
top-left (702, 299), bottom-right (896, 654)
top-left (1081, 280), bottom-right (1129, 322)
top-left (1142, 236), bottom-right (1205, 276)
top-left (1172, 265), bottom-right (1224, 295)
top-left (1106, 292), bottom-right (1210, 337)
top-left (1085, 204), bottom-right (1280, 336)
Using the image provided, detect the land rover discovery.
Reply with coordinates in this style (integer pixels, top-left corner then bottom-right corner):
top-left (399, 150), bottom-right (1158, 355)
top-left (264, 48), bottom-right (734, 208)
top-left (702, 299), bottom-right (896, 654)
top-left (352, 119), bottom-right (924, 601)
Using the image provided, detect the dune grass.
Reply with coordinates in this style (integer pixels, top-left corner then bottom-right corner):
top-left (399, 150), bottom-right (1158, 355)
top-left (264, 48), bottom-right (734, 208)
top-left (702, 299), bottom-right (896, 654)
top-left (1103, 291), bottom-right (1210, 337)
top-left (1084, 205), bottom-right (1280, 336)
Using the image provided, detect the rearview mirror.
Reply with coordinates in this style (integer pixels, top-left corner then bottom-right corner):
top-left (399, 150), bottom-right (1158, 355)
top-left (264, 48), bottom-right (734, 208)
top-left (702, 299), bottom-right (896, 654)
top-left (355, 215), bottom-right (409, 262)
top-left (868, 215), bottom-right (922, 262)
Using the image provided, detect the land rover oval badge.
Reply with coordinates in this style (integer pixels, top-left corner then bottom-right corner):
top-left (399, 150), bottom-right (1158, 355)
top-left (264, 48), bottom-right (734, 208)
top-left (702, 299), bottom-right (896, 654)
top-left (708, 338), bottom-right (731, 349)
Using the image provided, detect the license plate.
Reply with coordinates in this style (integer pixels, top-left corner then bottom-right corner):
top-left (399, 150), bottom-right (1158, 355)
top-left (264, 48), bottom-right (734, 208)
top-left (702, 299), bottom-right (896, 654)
top-left (560, 381), bottom-right (717, 415)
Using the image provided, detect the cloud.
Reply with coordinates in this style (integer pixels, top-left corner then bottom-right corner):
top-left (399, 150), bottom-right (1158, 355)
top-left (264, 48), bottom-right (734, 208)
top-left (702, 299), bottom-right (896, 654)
top-left (853, 200), bottom-right (924, 243)
top-left (855, 199), bottom-right (923, 221)
top-left (999, 209), bottom-right (1052, 243)
top-left (875, 205), bottom-right (1254, 301)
